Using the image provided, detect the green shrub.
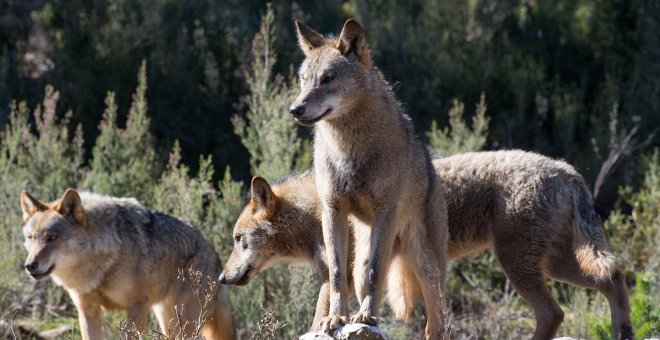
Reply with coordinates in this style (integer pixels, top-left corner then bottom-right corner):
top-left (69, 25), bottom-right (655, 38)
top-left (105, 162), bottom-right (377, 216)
top-left (606, 149), bottom-right (660, 274)
top-left (427, 92), bottom-right (489, 156)
top-left (631, 273), bottom-right (660, 339)
top-left (84, 61), bottom-right (158, 200)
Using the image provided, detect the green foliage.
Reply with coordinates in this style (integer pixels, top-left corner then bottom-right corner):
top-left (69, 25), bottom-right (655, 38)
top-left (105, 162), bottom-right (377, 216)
top-left (606, 149), bottom-right (660, 274)
top-left (209, 168), bottom-right (245, 257)
top-left (232, 3), bottom-right (305, 182)
top-left (631, 273), bottom-right (660, 339)
top-left (151, 141), bottom-right (214, 228)
top-left (84, 61), bottom-right (157, 199)
top-left (586, 314), bottom-right (611, 340)
top-left (427, 93), bottom-right (489, 156)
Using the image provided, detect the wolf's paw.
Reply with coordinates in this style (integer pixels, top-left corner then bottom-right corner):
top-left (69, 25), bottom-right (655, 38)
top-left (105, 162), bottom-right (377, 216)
top-left (349, 311), bottom-right (379, 326)
top-left (319, 315), bottom-right (348, 334)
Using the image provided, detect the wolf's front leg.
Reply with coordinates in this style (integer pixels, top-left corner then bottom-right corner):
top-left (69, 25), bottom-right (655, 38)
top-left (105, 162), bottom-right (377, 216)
top-left (350, 210), bottom-right (397, 326)
top-left (319, 205), bottom-right (350, 333)
top-left (312, 282), bottom-right (330, 331)
top-left (70, 291), bottom-right (104, 340)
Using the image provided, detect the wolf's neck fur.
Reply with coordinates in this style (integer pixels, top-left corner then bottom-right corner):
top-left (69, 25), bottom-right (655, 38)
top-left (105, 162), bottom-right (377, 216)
top-left (273, 182), bottom-right (328, 274)
top-left (315, 71), bottom-right (406, 159)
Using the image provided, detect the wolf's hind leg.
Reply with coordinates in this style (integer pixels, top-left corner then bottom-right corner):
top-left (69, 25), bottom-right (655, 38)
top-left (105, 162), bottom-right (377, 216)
top-left (546, 252), bottom-right (633, 340)
top-left (494, 234), bottom-right (564, 340)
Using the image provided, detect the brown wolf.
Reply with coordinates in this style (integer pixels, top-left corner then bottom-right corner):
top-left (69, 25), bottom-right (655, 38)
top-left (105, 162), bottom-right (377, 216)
top-left (221, 150), bottom-right (633, 340)
top-left (289, 19), bottom-right (449, 338)
top-left (20, 189), bottom-right (235, 340)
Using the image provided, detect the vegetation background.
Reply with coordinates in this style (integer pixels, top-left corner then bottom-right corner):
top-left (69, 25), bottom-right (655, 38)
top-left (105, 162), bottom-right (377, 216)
top-left (0, 0), bottom-right (658, 338)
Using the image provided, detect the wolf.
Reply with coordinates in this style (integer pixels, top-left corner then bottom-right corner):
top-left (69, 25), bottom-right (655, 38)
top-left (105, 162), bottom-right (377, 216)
top-left (289, 19), bottom-right (449, 338)
top-left (20, 189), bottom-right (235, 340)
top-left (220, 150), bottom-right (633, 340)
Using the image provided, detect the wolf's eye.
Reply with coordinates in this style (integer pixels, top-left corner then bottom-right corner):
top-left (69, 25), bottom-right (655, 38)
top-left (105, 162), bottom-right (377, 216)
top-left (26, 234), bottom-right (33, 240)
top-left (46, 234), bottom-right (58, 242)
top-left (321, 74), bottom-right (335, 84)
top-left (234, 234), bottom-right (242, 243)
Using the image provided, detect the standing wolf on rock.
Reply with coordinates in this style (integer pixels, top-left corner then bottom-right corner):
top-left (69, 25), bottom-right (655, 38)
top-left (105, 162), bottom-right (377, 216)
top-left (289, 19), bottom-right (449, 338)
top-left (19, 189), bottom-right (235, 340)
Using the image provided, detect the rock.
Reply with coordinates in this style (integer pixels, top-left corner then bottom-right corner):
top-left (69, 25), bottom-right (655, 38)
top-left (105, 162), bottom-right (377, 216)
top-left (39, 325), bottom-right (74, 338)
top-left (299, 323), bottom-right (387, 340)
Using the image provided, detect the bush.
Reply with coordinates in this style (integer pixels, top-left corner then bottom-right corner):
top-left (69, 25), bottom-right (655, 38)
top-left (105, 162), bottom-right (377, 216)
top-left (427, 92), bottom-right (489, 156)
top-left (84, 61), bottom-right (158, 200)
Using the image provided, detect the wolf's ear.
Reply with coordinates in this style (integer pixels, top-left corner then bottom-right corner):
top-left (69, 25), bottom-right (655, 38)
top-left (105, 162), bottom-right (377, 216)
top-left (295, 20), bottom-right (325, 55)
top-left (20, 190), bottom-right (48, 223)
top-left (55, 188), bottom-right (85, 225)
top-left (337, 19), bottom-right (371, 66)
top-left (251, 177), bottom-right (276, 212)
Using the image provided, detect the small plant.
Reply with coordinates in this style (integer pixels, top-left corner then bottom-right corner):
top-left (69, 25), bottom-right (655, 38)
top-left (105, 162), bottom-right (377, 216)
top-left (630, 272), bottom-right (660, 339)
top-left (427, 92), bottom-right (489, 156)
top-left (250, 309), bottom-right (287, 340)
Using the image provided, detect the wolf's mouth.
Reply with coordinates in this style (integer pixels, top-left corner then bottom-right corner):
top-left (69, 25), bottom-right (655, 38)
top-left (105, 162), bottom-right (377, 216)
top-left (30, 265), bottom-right (55, 281)
top-left (233, 265), bottom-right (253, 286)
top-left (297, 108), bottom-right (333, 126)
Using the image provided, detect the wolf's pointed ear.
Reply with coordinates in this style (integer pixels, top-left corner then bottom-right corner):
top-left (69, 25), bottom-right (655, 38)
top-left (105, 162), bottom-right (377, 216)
top-left (55, 188), bottom-right (85, 225)
top-left (20, 190), bottom-right (48, 223)
top-left (337, 19), bottom-right (371, 66)
top-left (295, 20), bottom-right (325, 55)
top-left (251, 177), bottom-right (276, 212)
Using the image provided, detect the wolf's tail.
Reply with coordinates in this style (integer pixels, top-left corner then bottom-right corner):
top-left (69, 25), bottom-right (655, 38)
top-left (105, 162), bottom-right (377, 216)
top-left (385, 256), bottom-right (421, 322)
top-left (571, 179), bottom-right (617, 280)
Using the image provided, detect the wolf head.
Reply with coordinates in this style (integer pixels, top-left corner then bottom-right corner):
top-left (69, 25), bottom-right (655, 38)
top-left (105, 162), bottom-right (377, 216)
top-left (219, 177), bottom-right (284, 286)
top-left (19, 189), bottom-right (85, 281)
top-left (290, 19), bottom-right (373, 126)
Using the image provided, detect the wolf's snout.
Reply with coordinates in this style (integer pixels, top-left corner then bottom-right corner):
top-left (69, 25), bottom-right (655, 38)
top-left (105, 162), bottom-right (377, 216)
top-left (24, 261), bottom-right (39, 273)
top-left (218, 272), bottom-right (227, 284)
top-left (289, 104), bottom-right (306, 118)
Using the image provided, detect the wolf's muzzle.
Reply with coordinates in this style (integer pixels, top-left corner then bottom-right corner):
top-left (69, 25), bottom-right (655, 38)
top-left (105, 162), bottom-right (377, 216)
top-left (290, 104), bottom-right (306, 118)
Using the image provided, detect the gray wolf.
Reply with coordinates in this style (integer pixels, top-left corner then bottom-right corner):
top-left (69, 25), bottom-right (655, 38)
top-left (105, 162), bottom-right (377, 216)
top-left (289, 19), bottom-right (449, 338)
top-left (220, 150), bottom-right (633, 340)
top-left (20, 189), bottom-right (235, 340)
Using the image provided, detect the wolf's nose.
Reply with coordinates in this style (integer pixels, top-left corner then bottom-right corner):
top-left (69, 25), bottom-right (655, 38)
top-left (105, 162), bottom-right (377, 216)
top-left (219, 272), bottom-right (227, 284)
top-left (289, 104), bottom-right (306, 118)
top-left (24, 261), bottom-right (39, 273)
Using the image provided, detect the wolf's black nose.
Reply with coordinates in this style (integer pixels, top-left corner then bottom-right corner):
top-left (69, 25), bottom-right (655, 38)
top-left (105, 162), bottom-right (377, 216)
top-left (219, 272), bottom-right (227, 284)
top-left (290, 104), bottom-right (305, 118)
top-left (24, 261), bottom-right (38, 273)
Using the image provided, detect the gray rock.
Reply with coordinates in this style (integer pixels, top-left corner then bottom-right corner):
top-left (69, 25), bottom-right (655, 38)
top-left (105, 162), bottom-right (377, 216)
top-left (299, 323), bottom-right (387, 340)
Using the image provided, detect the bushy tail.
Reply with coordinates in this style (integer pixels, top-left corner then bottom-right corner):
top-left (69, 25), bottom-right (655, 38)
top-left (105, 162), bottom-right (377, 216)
top-left (571, 181), bottom-right (617, 280)
top-left (385, 256), bottom-right (421, 322)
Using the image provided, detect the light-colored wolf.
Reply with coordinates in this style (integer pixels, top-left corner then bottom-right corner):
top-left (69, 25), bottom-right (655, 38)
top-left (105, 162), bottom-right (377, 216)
top-left (220, 150), bottom-right (633, 340)
top-left (289, 19), bottom-right (449, 338)
top-left (20, 189), bottom-right (235, 340)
